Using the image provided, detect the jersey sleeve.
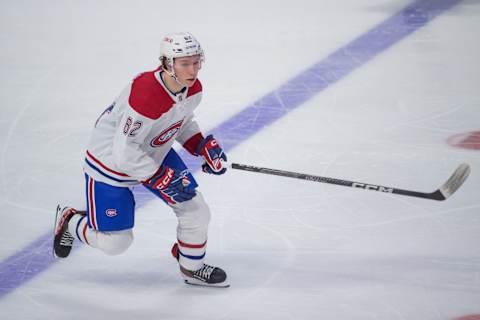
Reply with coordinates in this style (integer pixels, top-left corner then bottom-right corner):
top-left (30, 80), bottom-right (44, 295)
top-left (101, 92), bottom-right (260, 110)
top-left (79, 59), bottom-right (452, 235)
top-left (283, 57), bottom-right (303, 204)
top-left (177, 80), bottom-right (204, 155)
top-left (176, 113), bottom-right (203, 155)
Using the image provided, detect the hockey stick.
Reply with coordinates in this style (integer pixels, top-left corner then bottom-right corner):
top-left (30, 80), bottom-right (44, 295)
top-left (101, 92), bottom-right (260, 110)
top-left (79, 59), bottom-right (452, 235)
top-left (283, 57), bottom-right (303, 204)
top-left (229, 162), bottom-right (470, 201)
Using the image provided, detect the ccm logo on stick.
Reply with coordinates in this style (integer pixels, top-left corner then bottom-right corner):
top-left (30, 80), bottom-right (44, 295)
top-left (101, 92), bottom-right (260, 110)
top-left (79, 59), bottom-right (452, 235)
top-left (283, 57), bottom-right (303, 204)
top-left (150, 120), bottom-right (183, 147)
top-left (352, 183), bottom-right (393, 193)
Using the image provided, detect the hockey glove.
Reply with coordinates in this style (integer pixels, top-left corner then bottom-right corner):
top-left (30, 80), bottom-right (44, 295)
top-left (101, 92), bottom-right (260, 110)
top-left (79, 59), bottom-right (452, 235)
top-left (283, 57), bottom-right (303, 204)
top-left (196, 135), bottom-right (227, 175)
top-left (143, 166), bottom-right (196, 204)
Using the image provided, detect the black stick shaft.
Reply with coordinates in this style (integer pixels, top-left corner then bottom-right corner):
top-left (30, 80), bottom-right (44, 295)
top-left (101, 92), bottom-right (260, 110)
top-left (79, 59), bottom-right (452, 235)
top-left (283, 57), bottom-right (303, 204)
top-left (230, 163), bottom-right (445, 201)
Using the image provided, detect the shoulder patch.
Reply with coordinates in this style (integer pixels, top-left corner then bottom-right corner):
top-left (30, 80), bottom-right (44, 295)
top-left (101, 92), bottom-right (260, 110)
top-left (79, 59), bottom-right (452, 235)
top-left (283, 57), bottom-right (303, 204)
top-left (187, 79), bottom-right (202, 98)
top-left (128, 71), bottom-right (175, 119)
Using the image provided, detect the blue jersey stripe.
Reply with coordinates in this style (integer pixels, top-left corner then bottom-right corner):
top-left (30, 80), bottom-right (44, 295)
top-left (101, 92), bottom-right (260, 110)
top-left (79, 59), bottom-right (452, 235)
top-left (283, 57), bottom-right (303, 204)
top-left (85, 158), bottom-right (137, 183)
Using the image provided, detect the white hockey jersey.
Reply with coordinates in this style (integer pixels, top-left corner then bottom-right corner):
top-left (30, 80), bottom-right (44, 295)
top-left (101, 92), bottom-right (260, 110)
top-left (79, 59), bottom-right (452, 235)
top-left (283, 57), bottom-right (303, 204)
top-left (83, 68), bottom-right (204, 187)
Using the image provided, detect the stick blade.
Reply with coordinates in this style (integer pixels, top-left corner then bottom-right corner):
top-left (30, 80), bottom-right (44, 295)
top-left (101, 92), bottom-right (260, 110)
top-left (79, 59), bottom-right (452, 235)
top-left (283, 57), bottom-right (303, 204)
top-left (438, 163), bottom-right (471, 200)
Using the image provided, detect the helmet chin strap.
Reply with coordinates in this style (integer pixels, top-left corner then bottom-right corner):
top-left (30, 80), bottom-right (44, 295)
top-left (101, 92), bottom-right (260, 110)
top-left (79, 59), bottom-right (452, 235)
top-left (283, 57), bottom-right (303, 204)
top-left (162, 66), bottom-right (187, 91)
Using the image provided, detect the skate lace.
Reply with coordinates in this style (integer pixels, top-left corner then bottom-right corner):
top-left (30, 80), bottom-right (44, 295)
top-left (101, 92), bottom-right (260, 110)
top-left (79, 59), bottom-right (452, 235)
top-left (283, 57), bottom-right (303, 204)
top-left (60, 230), bottom-right (74, 246)
top-left (193, 264), bottom-right (216, 280)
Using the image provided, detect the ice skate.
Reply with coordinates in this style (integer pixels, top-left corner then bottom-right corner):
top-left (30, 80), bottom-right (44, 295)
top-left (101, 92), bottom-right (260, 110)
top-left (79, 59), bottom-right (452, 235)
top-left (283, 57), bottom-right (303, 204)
top-left (171, 243), bottom-right (229, 288)
top-left (53, 205), bottom-right (82, 258)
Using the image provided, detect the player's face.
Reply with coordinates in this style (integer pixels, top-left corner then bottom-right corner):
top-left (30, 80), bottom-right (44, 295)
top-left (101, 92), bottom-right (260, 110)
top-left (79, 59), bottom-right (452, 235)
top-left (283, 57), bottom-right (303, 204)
top-left (173, 55), bottom-right (202, 87)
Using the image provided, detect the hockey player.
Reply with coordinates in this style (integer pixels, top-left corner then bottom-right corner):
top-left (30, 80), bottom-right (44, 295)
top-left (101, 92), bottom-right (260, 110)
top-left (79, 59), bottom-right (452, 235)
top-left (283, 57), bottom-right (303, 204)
top-left (54, 32), bottom-right (229, 288)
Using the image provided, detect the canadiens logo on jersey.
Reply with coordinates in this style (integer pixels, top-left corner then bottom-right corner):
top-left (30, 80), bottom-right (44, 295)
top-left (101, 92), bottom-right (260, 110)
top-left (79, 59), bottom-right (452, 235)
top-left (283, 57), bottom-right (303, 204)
top-left (105, 209), bottom-right (117, 217)
top-left (150, 120), bottom-right (183, 147)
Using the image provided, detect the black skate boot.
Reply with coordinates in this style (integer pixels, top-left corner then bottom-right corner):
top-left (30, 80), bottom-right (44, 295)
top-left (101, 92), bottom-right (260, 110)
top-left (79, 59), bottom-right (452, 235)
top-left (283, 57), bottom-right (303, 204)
top-left (53, 205), bottom-right (83, 258)
top-left (171, 243), bottom-right (229, 288)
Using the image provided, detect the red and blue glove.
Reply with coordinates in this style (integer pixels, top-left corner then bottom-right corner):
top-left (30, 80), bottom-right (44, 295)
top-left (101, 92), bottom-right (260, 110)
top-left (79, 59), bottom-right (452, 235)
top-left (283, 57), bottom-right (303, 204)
top-left (143, 166), bottom-right (196, 204)
top-left (196, 135), bottom-right (227, 175)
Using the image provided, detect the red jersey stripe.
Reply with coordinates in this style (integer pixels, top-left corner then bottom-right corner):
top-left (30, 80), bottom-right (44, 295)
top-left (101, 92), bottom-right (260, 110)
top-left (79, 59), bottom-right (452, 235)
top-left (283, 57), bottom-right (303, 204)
top-left (88, 177), bottom-right (97, 230)
top-left (86, 151), bottom-right (130, 177)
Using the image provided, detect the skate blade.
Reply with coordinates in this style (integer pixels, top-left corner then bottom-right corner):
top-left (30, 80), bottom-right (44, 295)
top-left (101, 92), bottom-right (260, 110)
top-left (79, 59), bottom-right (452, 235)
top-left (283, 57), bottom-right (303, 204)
top-left (52, 204), bottom-right (63, 259)
top-left (183, 278), bottom-right (230, 288)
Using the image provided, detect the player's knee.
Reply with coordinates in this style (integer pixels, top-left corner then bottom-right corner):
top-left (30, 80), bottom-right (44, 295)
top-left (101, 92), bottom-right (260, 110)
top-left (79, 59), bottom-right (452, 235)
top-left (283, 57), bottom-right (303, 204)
top-left (96, 229), bottom-right (134, 256)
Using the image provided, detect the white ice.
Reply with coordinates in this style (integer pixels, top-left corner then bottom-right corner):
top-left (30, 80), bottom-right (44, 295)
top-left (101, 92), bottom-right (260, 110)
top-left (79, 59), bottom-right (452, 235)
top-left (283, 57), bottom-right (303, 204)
top-left (1, 0), bottom-right (479, 319)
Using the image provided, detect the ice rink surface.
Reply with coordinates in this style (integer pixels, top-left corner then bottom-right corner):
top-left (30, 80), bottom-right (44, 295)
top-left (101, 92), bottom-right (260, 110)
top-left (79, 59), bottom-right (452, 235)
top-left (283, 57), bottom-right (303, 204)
top-left (1, 0), bottom-right (480, 319)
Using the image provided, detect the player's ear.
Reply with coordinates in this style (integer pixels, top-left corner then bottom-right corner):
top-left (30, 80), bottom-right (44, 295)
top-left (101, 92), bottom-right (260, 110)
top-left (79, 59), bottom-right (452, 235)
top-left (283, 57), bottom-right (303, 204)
top-left (160, 56), bottom-right (172, 72)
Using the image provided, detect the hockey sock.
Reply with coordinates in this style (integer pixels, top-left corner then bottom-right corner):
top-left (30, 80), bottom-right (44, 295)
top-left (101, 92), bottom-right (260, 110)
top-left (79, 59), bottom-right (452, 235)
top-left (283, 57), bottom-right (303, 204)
top-left (68, 213), bottom-right (97, 247)
top-left (176, 239), bottom-right (207, 271)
